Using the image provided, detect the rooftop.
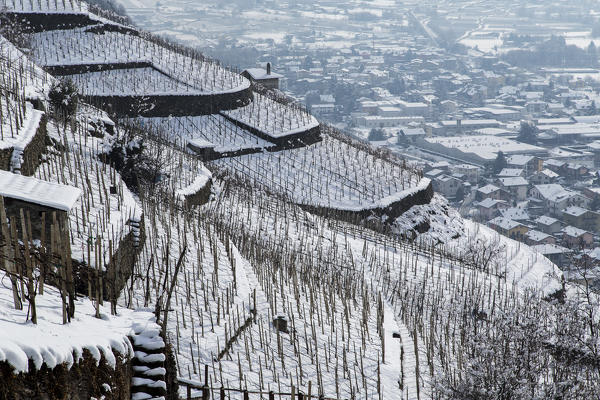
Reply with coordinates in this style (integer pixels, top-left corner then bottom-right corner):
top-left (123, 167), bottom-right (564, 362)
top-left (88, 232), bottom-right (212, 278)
top-left (0, 170), bottom-right (81, 212)
top-left (425, 135), bottom-right (546, 161)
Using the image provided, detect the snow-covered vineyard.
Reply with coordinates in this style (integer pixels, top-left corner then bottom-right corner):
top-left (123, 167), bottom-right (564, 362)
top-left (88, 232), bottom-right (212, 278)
top-left (134, 114), bottom-right (273, 155)
top-left (222, 93), bottom-right (319, 139)
top-left (29, 28), bottom-right (248, 94)
top-left (1, 1), bottom-right (600, 399)
top-left (212, 133), bottom-right (425, 211)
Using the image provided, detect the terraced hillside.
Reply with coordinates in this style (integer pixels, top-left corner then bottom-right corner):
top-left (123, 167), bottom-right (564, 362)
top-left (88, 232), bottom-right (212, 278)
top-left (1, 2), bottom-right (599, 400)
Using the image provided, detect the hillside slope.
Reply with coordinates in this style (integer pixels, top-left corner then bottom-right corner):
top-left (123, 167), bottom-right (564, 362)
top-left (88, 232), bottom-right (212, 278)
top-left (0, 2), bottom-right (599, 400)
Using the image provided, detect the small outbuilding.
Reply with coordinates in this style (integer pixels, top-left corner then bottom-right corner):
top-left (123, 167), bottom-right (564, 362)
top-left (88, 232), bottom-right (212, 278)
top-left (242, 63), bottom-right (283, 90)
top-left (0, 170), bottom-right (81, 240)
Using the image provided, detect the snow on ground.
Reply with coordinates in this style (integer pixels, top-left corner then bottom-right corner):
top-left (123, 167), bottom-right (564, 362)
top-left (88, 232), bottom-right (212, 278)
top-left (0, 279), bottom-right (156, 373)
top-left (0, 0), bottom-right (89, 14)
top-left (212, 133), bottom-right (423, 210)
top-left (221, 93), bottom-right (318, 139)
top-left (134, 114), bottom-right (272, 153)
top-left (69, 67), bottom-right (201, 97)
top-left (29, 28), bottom-right (248, 94)
top-left (124, 185), bottom-right (407, 399)
top-left (0, 102), bottom-right (44, 151)
top-left (34, 115), bottom-right (141, 269)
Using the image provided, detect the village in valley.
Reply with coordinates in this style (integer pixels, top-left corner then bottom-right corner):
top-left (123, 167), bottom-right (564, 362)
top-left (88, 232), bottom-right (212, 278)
top-left (1, 0), bottom-right (600, 399)
top-left (118, 0), bottom-right (600, 280)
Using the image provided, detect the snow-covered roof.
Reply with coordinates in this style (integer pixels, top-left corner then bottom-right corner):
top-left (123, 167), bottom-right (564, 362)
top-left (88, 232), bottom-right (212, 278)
top-left (489, 216), bottom-right (523, 231)
top-left (531, 243), bottom-right (570, 255)
top-left (536, 215), bottom-right (560, 226)
top-left (0, 170), bottom-right (81, 212)
top-left (501, 207), bottom-right (529, 221)
top-left (477, 184), bottom-right (500, 194)
top-left (526, 230), bottom-right (552, 242)
top-left (539, 169), bottom-right (559, 178)
top-left (243, 68), bottom-right (284, 80)
top-left (533, 184), bottom-right (573, 202)
top-left (562, 225), bottom-right (590, 238)
top-left (498, 168), bottom-right (523, 177)
top-left (425, 135), bottom-right (546, 161)
top-left (425, 169), bottom-right (444, 178)
top-left (562, 206), bottom-right (588, 217)
top-left (544, 159), bottom-right (566, 168)
top-left (583, 247), bottom-right (600, 260)
top-left (477, 198), bottom-right (507, 208)
top-left (498, 176), bottom-right (528, 187)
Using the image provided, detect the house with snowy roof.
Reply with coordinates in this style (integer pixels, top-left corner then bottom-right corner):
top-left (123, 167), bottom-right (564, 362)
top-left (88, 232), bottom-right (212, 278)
top-left (506, 155), bottom-right (543, 174)
top-left (496, 176), bottom-right (529, 201)
top-left (452, 164), bottom-right (480, 184)
top-left (488, 216), bottom-right (529, 241)
top-left (535, 215), bottom-right (562, 235)
top-left (561, 226), bottom-right (594, 249)
top-left (476, 198), bottom-right (509, 220)
top-left (500, 207), bottom-right (530, 222)
top-left (543, 159), bottom-right (567, 174)
top-left (561, 206), bottom-right (600, 232)
top-left (476, 184), bottom-right (510, 201)
top-left (497, 168), bottom-right (525, 178)
top-left (531, 243), bottom-right (571, 267)
top-left (530, 169), bottom-right (559, 185)
top-left (242, 63), bottom-right (283, 90)
top-left (526, 230), bottom-right (557, 246)
top-left (0, 170), bottom-right (81, 240)
top-left (530, 184), bottom-right (588, 216)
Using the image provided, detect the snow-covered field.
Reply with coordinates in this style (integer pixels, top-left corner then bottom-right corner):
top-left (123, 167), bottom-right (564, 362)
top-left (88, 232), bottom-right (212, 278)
top-left (134, 114), bottom-right (273, 153)
top-left (222, 93), bottom-right (318, 139)
top-left (212, 133), bottom-right (423, 210)
top-left (29, 28), bottom-right (249, 94)
top-left (69, 67), bottom-right (200, 96)
top-left (0, 278), bottom-right (156, 373)
top-left (0, 0), bottom-right (88, 14)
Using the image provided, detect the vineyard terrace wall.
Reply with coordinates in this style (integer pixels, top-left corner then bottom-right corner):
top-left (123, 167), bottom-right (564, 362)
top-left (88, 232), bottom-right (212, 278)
top-left (72, 214), bottom-right (146, 301)
top-left (0, 113), bottom-right (48, 176)
top-left (220, 112), bottom-right (322, 149)
top-left (83, 86), bottom-right (253, 118)
top-left (0, 349), bottom-right (131, 400)
top-left (20, 114), bottom-right (49, 176)
top-left (301, 179), bottom-right (434, 227)
top-left (2, 12), bottom-right (99, 33)
top-left (0, 148), bottom-right (11, 171)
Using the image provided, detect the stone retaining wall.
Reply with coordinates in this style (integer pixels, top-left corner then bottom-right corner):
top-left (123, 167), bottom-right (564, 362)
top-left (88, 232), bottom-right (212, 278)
top-left (2, 12), bottom-right (98, 32)
top-left (20, 114), bottom-right (48, 176)
top-left (45, 61), bottom-right (153, 76)
top-left (220, 112), bottom-right (322, 149)
top-left (301, 180), bottom-right (434, 227)
top-left (0, 349), bottom-right (131, 400)
top-left (71, 215), bottom-right (146, 301)
top-left (84, 85), bottom-right (253, 117)
top-left (0, 148), bottom-right (11, 171)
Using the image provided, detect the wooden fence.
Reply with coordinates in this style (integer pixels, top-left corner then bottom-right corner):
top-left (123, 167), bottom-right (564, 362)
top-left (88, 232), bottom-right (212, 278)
top-left (178, 366), bottom-right (341, 400)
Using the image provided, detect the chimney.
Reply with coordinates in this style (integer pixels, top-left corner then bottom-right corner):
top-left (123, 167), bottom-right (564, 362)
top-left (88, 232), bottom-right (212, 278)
top-left (267, 62), bottom-right (271, 75)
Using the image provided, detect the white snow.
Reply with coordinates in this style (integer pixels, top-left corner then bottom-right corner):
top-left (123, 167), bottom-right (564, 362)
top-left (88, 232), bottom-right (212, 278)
top-left (213, 133), bottom-right (423, 210)
top-left (0, 280), bottom-right (157, 373)
top-left (0, 169), bottom-right (82, 211)
top-left (222, 93), bottom-right (319, 139)
top-left (29, 29), bottom-right (249, 94)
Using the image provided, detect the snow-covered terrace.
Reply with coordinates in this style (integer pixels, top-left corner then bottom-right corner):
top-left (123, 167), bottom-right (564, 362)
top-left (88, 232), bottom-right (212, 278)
top-left (29, 29), bottom-right (249, 94)
top-left (221, 93), bottom-right (319, 139)
top-left (212, 134), bottom-right (425, 211)
top-left (134, 114), bottom-right (273, 154)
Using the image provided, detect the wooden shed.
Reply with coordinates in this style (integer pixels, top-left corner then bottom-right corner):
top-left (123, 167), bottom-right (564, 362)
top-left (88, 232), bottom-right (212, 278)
top-left (0, 170), bottom-right (81, 240)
